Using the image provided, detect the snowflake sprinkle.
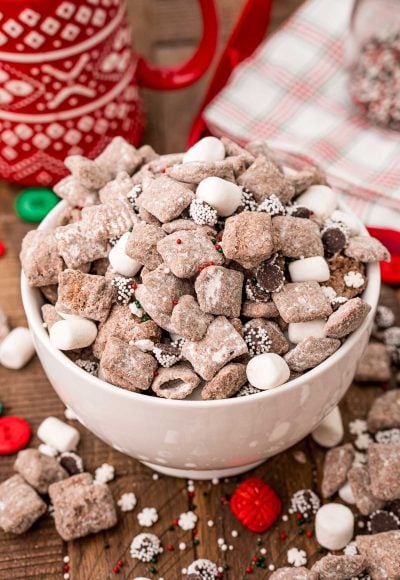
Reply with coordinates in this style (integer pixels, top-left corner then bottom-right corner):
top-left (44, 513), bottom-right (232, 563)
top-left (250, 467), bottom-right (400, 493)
top-left (137, 507), bottom-right (158, 527)
top-left (178, 510), bottom-right (198, 530)
top-left (287, 547), bottom-right (307, 567)
top-left (344, 541), bottom-right (359, 556)
top-left (344, 271), bottom-right (365, 289)
top-left (94, 463), bottom-right (115, 484)
top-left (349, 419), bottom-right (368, 436)
top-left (118, 492), bottom-right (137, 512)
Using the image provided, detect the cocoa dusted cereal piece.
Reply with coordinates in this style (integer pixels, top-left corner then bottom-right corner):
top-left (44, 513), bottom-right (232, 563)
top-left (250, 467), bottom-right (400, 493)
top-left (55, 221), bottom-right (108, 269)
top-left (272, 281), bottom-right (332, 323)
top-left (138, 206), bottom-right (161, 226)
top-left (221, 137), bottom-right (255, 165)
top-left (147, 153), bottom-right (183, 174)
top-left (49, 472), bottom-right (117, 541)
top-left (244, 319), bottom-right (289, 355)
top-left (92, 304), bottom-right (161, 358)
top-left (356, 531), bottom-right (400, 579)
top-left (14, 449), bottom-right (68, 494)
top-left (237, 156), bottom-right (294, 203)
top-left (321, 444), bottom-right (354, 498)
top-left (367, 390), bottom-right (400, 433)
top-left (166, 160), bottom-right (235, 184)
top-left (0, 475), bottom-right (47, 534)
top-left (20, 229), bottom-right (64, 287)
top-left (311, 555), bottom-right (366, 579)
top-left (348, 465), bottom-right (385, 516)
top-left (142, 265), bottom-right (194, 314)
top-left (98, 172), bottom-right (134, 204)
top-left (53, 175), bottom-right (98, 208)
top-left (324, 298), bottom-right (371, 338)
top-left (170, 295), bottom-right (213, 341)
top-left (221, 211), bottom-right (274, 269)
top-left (125, 223), bottom-right (165, 270)
top-left (138, 144), bottom-right (159, 164)
top-left (345, 236), bottom-right (390, 263)
top-left (82, 199), bottom-right (137, 239)
top-left (355, 343), bottom-right (391, 382)
top-left (56, 269), bottom-right (113, 322)
top-left (138, 175), bottom-right (194, 223)
top-left (157, 230), bottom-right (224, 278)
top-left (100, 336), bottom-right (157, 392)
top-left (368, 444), bottom-right (400, 501)
top-left (270, 568), bottom-right (316, 580)
top-left (285, 336), bottom-right (340, 372)
top-left (40, 284), bottom-right (58, 305)
top-left (65, 155), bottom-right (110, 190)
top-left (241, 300), bottom-right (279, 318)
top-left (272, 216), bottom-right (324, 258)
top-left (95, 136), bottom-right (143, 177)
top-left (182, 316), bottom-right (248, 380)
top-left (134, 285), bottom-right (173, 332)
top-left (41, 304), bottom-right (62, 330)
top-left (151, 364), bottom-right (200, 400)
top-left (202, 363), bottom-right (247, 400)
top-left (55, 205), bottom-right (83, 227)
top-left (195, 266), bottom-right (243, 317)
top-left (288, 165), bottom-right (327, 195)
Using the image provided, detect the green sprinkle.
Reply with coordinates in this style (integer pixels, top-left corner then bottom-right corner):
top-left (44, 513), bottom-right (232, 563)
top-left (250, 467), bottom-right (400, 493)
top-left (217, 248), bottom-right (223, 253)
top-left (193, 539), bottom-right (200, 546)
top-left (211, 238), bottom-right (217, 244)
top-left (141, 314), bottom-right (150, 322)
top-left (0, 401), bottom-right (3, 416)
top-left (135, 300), bottom-right (141, 307)
top-left (149, 566), bottom-right (157, 574)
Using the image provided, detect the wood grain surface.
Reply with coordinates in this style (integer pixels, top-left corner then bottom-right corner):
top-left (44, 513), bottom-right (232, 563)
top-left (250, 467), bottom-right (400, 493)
top-left (0, 0), bottom-right (398, 578)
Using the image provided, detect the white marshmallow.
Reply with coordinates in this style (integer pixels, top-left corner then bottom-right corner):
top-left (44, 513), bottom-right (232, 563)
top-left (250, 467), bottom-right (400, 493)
top-left (109, 232), bottom-right (141, 277)
top-left (288, 320), bottom-right (326, 344)
top-left (183, 137), bottom-right (225, 163)
top-left (288, 256), bottom-right (330, 283)
top-left (338, 481), bottom-right (356, 505)
top-left (330, 209), bottom-right (361, 236)
top-left (196, 177), bottom-right (242, 217)
top-left (311, 406), bottom-right (344, 448)
top-left (0, 327), bottom-right (35, 369)
top-left (246, 353), bottom-right (290, 390)
top-left (315, 503), bottom-right (354, 550)
top-left (37, 416), bottom-right (80, 452)
top-left (49, 319), bottom-right (97, 351)
top-left (296, 185), bottom-right (338, 220)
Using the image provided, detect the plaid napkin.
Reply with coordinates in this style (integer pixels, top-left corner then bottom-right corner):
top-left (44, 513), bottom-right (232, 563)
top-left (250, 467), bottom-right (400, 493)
top-left (204, 0), bottom-right (400, 228)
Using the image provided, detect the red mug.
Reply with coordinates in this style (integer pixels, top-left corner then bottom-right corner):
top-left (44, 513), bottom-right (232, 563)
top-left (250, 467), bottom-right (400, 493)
top-left (0, 0), bottom-right (218, 186)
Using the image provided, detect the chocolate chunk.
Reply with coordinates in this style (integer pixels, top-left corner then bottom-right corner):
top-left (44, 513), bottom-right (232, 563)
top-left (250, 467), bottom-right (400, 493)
top-left (289, 206), bottom-right (312, 219)
top-left (59, 451), bottom-right (84, 475)
top-left (368, 510), bottom-right (400, 534)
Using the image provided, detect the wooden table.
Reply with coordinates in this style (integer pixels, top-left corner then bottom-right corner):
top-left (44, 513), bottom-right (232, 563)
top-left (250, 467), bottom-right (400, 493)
top-left (0, 1), bottom-right (398, 578)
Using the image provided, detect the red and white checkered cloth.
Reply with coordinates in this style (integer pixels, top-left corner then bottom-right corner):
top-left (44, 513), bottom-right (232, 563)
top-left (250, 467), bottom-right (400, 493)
top-left (204, 0), bottom-right (400, 228)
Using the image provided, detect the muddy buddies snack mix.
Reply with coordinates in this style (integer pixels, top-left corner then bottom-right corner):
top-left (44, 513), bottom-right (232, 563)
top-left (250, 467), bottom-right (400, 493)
top-left (21, 136), bottom-right (389, 401)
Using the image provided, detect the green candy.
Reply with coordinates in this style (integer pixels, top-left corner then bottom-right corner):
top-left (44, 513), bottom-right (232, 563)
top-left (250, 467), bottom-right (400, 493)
top-left (0, 401), bottom-right (3, 415)
top-left (15, 187), bottom-right (60, 223)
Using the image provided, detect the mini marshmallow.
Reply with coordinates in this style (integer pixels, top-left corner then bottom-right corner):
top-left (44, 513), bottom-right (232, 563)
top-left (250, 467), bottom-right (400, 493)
top-left (37, 416), bottom-right (80, 452)
top-left (288, 320), bottom-right (326, 344)
top-left (296, 185), bottom-right (338, 220)
top-left (246, 353), bottom-right (290, 390)
top-left (0, 327), bottom-right (35, 370)
top-left (109, 232), bottom-right (142, 277)
top-left (331, 209), bottom-right (361, 236)
top-left (183, 137), bottom-right (225, 163)
top-left (315, 503), bottom-right (354, 550)
top-left (49, 319), bottom-right (97, 351)
top-left (288, 256), bottom-right (330, 283)
top-left (196, 177), bottom-right (242, 217)
top-left (338, 481), bottom-right (356, 505)
top-left (311, 406), bottom-right (343, 448)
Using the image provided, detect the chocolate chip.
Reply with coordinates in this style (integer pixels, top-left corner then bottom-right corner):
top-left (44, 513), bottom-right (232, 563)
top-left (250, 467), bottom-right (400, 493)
top-left (322, 227), bottom-right (347, 256)
top-left (256, 262), bottom-right (284, 293)
top-left (290, 206), bottom-right (311, 219)
top-left (368, 510), bottom-right (400, 534)
top-left (59, 452), bottom-right (84, 475)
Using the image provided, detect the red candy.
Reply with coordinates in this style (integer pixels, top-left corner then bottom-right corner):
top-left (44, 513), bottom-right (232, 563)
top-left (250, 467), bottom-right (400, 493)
top-left (230, 478), bottom-right (281, 533)
top-left (0, 416), bottom-right (31, 455)
top-left (0, 241), bottom-right (6, 257)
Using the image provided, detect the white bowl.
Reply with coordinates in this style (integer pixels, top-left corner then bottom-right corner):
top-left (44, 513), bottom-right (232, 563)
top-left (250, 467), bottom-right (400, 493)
top-left (21, 201), bottom-right (380, 479)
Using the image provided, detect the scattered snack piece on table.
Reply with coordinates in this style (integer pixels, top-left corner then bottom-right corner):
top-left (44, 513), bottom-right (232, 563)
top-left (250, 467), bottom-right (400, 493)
top-left (20, 135), bottom-right (388, 402)
top-left (321, 443), bottom-right (354, 498)
top-left (230, 478), bottom-right (281, 533)
top-left (0, 474), bottom-right (46, 534)
top-left (0, 327), bottom-right (35, 370)
top-left (355, 342), bottom-right (391, 382)
top-left (0, 416), bottom-right (31, 455)
top-left (14, 449), bottom-right (68, 494)
top-left (37, 416), bottom-right (80, 453)
top-left (315, 503), bottom-right (354, 550)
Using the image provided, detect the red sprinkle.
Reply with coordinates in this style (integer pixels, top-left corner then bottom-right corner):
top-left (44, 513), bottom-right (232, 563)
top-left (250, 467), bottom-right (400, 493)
top-left (217, 573), bottom-right (223, 579)
top-left (117, 560), bottom-right (124, 567)
top-left (153, 370), bottom-right (159, 377)
top-left (192, 528), bottom-right (198, 536)
top-left (176, 239), bottom-right (182, 244)
top-left (113, 565), bottom-right (120, 574)
top-left (215, 244), bottom-right (221, 250)
top-left (296, 513), bottom-right (303, 520)
top-left (217, 234), bottom-right (223, 241)
top-left (172, 299), bottom-right (179, 306)
top-left (252, 556), bottom-right (258, 562)
top-left (0, 416), bottom-right (31, 455)
top-left (131, 283), bottom-right (137, 290)
top-left (63, 564), bottom-right (70, 572)
top-left (0, 241), bottom-right (6, 258)
top-left (172, 518), bottom-right (179, 526)
top-left (188, 491), bottom-right (195, 498)
top-left (230, 478), bottom-right (282, 533)
top-left (306, 530), bottom-right (313, 538)
top-left (245, 566), bottom-right (253, 574)
top-left (76, 205), bottom-right (83, 211)
top-left (280, 532), bottom-right (287, 540)
top-left (166, 544), bottom-right (174, 551)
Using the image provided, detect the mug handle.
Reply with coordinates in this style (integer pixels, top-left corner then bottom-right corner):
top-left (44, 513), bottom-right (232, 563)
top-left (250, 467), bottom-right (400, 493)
top-left (136, 0), bottom-right (218, 90)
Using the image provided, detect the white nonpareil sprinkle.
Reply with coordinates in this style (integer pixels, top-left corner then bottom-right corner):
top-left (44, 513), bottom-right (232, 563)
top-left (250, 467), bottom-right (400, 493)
top-left (178, 510), bottom-right (197, 531)
top-left (152, 473), bottom-right (159, 480)
top-left (344, 541), bottom-right (359, 556)
top-left (321, 285), bottom-right (337, 301)
top-left (231, 530), bottom-right (238, 537)
top-left (375, 428), bottom-right (400, 444)
top-left (63, 556), bottom-right (70, 563)
top-left (64, 574), bottom-right (69, 580)
top-left (287, 547), bottom-right (307, 567)
top-left (207, 519), bottom-right (214, 527)
top-left (228, 545), bottom-right (234, 551)
top-left (94, 463), bottom-right (115, 484)
top-left (217, 538), bottom-right (225, 546)
top-left (179, 542), bottom-right (186, 551)
top-left (349, 419), bottom-right (368, 436)
top-left (344, 270), bottom-right (364, 288)
top-left (260, 548), bottom-right (267, 555)
top-left (212, 478), bottom-right (219, 485)
top-left (117, 492), bottom-right (137, 512)
top-left (38, 443), bottom-right (58, 457)
top-left (282, 515), bottom-right (289, 522)
top-left (221, 544), bottom-right (228, 552)
top-left (64, 407), bottom-right (78, 421)
top-left (268, 564), bottom-right (275, 571)
top-left (137, 507), bottom-right (158, 527)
